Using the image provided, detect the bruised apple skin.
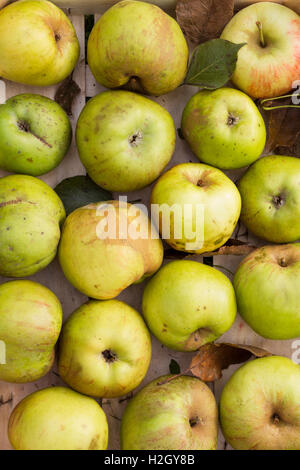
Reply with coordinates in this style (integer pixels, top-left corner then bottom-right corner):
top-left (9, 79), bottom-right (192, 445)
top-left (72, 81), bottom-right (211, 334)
top-left (8, 387), bottom-right (108, 450)
top-left (150, 163), bottom-right (241, 254)
top-left (234, 244), bottom-right (300, 340)
top-left (0, 280), bottom-right (62, 383)
top-left (238, 156), bottom-right (300, 243)
top-left (221, 3), bottom-right (300, 99)
top-left (87, 0), bottom-right (188, 96)
top-left (142, 260), bottom-right (237, 351)
top-left (0, 0), bottom-right (80, 86)
top-left (121, 375), bottom-right (218, 450)
top-left (220, 356), bottom-right (300, 450)
top-left (58, 300), bottom-right (152, 398)
top-left (58, 200), bottom-right (163, 299)
top-left (0, 175), bottom-right (66, 277)
top-left (0, 94), bottom-right (72, 176)
top-left (76, 90), bottom-right (176, 192)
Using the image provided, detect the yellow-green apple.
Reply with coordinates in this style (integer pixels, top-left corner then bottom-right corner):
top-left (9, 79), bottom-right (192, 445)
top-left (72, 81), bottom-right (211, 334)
top-left (234, 244), bottom-right (300, 339)
top-left (142, 260), bottom-right (237, 351)
top-left (0, 0), bottom-right (80, 86)
top-left (221, 2), bottom-right (300, 98)
top-left (58, 200), bottom-right (163, 299)
top-left (238, 155), bottom-right (300, 243)
top-left (181, 88), bottom-right (266, 170)
top-left (0, 94), bottom-right (72, 176)
top-left (220, 356), bottom-right (300, 450)
top-left (76, 90), bottom-right (176, 192)
top-left (0, 174), bottom-right (66, 277)
top-left (58, 299), bottom-right (151, 398)
top-left (0, 280), bottom-right (62, 383)
top-left (150, 163), bottom-right (241, 253)
top-left (8, 386), bottom-right (108, 450)
top-left (87, 0), bottom-right (188, 96)
top-left (121, 375), bottom-right (218, 450)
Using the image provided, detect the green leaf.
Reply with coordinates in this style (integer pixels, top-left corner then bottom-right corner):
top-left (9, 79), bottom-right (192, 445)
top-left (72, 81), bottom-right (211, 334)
top-left (169, 359), bottom-right (181, 375)
top-left (184, 39), bottom-right (246, 89)
top-left (55, 175), bottom-right (112, 216)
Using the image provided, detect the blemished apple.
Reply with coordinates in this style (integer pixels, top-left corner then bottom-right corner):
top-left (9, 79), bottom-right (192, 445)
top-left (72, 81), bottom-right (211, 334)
top-left (234, 244), bottom-right (300, 340)
top-left (221, 2), bottom-right (300, 98)
top-left (58, 200), bottom-right (163, 299)
top-left (0, 280), bottom-right (62, 383)
top-left (8, 387), bottom-right (108, 450)
top-left (142, 260), bottom-right (237, 351)
top-left (0, 174), bottom-right (66, 277)
top-left (76, 91), bottom-right (176, 192)
top-left (0, 94), bottom-right (72, 176)
top-left (220, 356), bottom-right (300, 450)
top-left (238, 155), bottom-right (300, 243)
top-left (0, 0), bottom-right (80, 86)
top-left (121, 375), bottom-right (218, 450)
top-left (87, 0), bottom-right (188, 96)
top-left (58, 299), bottom-right (152, 398)
top-left (181, 88), bottom-right (266, 170)
top-left (150, 163), bottom-right (241, 253)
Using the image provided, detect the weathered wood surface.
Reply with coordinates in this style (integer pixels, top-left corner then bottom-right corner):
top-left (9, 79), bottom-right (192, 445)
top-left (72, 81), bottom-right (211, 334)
top-left (0, 11), bottom-right (297, 451)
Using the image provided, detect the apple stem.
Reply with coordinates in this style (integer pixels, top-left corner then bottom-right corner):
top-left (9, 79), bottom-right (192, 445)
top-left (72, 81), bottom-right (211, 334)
top-left (261, 94), bottom-right (300, 111)
top-left (256, 21), bottom-right (265, 48)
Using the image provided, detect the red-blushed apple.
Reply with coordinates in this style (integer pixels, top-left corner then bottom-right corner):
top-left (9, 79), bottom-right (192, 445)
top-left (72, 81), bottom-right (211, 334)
top-left (142, 260), bottom-right (237, 351)
top-left (181, 88), bottom-right (266, 170)
top-left (8, 387), bottom-right (108, 450)
top-left (220, 356), bottom-right (300, 450)
top-left (150, 163), bottom-right (241, 253)
top-left (87, 0), bottom-right (188, 96)
top-left (234, 244), bottom-right (300, 339)
top-left (0, 0), bottom-right (80, 86)
top-left (238, 155), bottom-right (300, 243)
top-left (221, 2), bottom-right (300, 98)
top-left (76, 90), bottom-right (176, 192)
top-left (121, 375), bottom-right (218, 450)
top-left (58, 299), bottom-right (152, 398)
top-left (58, 200), bottom-right (163, 299)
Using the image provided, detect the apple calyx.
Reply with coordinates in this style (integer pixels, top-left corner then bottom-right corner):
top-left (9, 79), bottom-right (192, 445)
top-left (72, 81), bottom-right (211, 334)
top-left (256, 21), bottom-right (266, 48)
top-left (129, 130), bottom-right (143, 147)
top-left (272, 413), bottom-right (281, 425)
top-left (102, 349), bottom-right (117, 363)
top-left (227, 114), bottom-right (239, 127)
top-left (54, 33), bottom-right (61, 43)
top-left (272, 194), bottom-right (285, 208)
top-left (189, 416), bottom-right (201, 428)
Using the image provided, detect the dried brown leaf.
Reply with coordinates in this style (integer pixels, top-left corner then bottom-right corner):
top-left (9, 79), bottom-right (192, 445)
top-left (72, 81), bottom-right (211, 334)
top-left (0, 1), bottom-right (10, 9)
top-left (190, 343), bottom-right (272, 382)
top-left (54, 75), bottom-right (81, 116)
top-left (263, 97), bottom-right (300, 156)
top-left (165, 239), bottom-right (256, 259)
top-left (176, 0), bottom-right (234, 44)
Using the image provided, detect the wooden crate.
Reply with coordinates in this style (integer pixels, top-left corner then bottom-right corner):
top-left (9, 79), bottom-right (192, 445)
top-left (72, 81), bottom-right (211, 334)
top-left (0, 10), bottom-right (297, 451)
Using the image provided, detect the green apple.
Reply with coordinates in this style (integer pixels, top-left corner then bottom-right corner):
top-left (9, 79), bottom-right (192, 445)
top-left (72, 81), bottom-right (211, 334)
top-left (142, 260), bottom-right (237, 351)
top-left (76, 90), bottom-right (176, 192)
top-left (220, 356), bottom-right (300, 450)
top-left (87, 0), bottom-right (188, 96)
top-left (181, 88), bottom-right (266, 170)
top-left (234, 244), bottom-right (300, 339)
top-left (58, 299), bottom-right (151, 398)
top-left (58, 200), bottom-right (163, 299)
top-left (238, 155), bottom-right (300, 243)
top-left (150, 163), bottom-right (241, 253)
top-left (221, 2), bottom-right (300, 98)
top-left (0, 94), bottom-right (72, 176)
top-left (121, 375), bottom-right (218, 450)
top-left (0, 174), bottom-right (66, 277)
top-left (8, 386), bottom-right (108, 450)
top-left (0, 0), bottom-right (80, 86)
top-left (0, 280), bottom-right (62, 383)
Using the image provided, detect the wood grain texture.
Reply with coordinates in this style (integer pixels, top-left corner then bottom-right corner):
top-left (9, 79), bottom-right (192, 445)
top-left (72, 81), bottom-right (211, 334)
top-left (0, 8), bottom-right (298, 451)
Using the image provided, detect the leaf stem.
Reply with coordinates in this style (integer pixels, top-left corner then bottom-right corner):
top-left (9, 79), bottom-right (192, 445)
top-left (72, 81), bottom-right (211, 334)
top-left (256, 21), bottom-right (265, 48)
